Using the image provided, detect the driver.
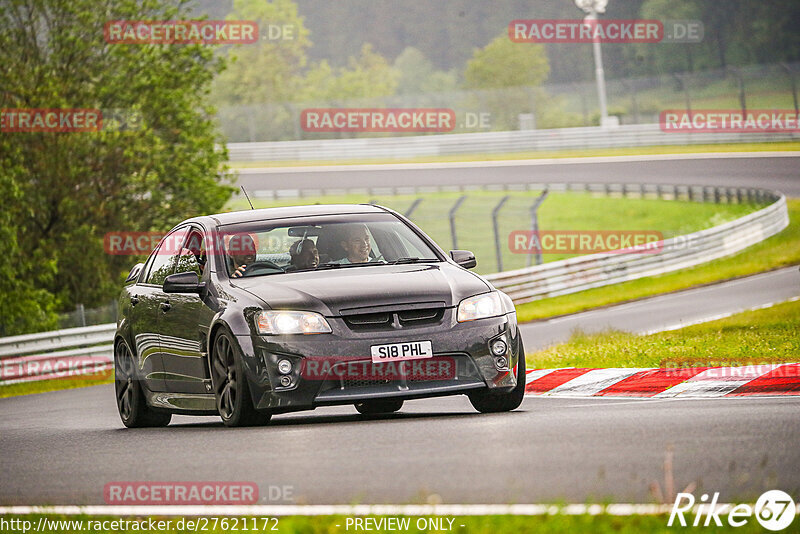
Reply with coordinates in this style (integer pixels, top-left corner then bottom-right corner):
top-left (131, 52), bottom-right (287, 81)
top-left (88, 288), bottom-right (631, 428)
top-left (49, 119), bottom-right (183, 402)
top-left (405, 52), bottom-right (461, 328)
top-left (289, 238), bottom-right (319, 270)
top-left (333, 224), bottom-right (373, 264)
top-left (228, 233), bottom-right (256, 278)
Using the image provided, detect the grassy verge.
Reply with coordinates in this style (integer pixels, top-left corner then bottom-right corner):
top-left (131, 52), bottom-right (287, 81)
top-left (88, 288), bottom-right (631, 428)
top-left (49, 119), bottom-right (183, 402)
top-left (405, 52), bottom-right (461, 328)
top-left (527, 299), bottom-right (800, 369)
top-left (516, 199), bottom-right (800, 322)
top-left (0, 374), bottom-right (111, 399)
top-left (0, 514), bottom-right (771, 534)
top-left (227, 141), bottom-right (800, 169)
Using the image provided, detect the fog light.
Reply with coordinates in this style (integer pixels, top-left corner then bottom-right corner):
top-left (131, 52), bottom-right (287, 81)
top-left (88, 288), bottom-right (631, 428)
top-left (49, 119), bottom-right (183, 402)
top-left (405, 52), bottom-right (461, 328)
top-left (494, 356), bottom-right (508, 369)
top-left (490, 339), bottom-right (508, 356)
top-left (277, 359), bottom-right (292, 374)
top-left (279, 375), bottom-right (292, 387)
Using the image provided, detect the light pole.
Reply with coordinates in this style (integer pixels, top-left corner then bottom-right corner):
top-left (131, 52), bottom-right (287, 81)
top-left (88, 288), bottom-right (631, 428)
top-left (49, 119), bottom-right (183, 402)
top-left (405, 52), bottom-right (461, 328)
top-left (575, 0), bottom-right (614, 128)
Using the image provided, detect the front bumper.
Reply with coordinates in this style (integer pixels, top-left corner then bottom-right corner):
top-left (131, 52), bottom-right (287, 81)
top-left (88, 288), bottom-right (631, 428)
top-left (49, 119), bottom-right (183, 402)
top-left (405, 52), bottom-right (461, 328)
top-left (237, 308), bottom-right (520, 412)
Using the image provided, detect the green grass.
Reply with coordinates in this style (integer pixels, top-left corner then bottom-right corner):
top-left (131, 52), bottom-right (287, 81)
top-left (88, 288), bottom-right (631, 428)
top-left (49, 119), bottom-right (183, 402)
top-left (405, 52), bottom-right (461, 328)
top-left (227, 141), bottom-right (800, 169)
top-left (527, 299), bottom-right (800, 369)
top-left (515, 199), bottom-right (800, 322)
top-left (225, 190), bottom-right (759, 275)
top-left (0, 514), bottom-right (774, 533)
top-left (0, 375), bottom-right (111, 399)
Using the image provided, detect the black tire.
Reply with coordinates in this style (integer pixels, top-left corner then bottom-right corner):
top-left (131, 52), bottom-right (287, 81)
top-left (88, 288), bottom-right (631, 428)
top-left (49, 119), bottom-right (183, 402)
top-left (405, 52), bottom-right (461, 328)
top-left (354, 399), bottom-right (404, 415)
top-left (468, 341), bottom-right (527, 413)
top-left (211, 329), bottom-right (272, 427)
top-left (114, 340), bottom-right (172, 428)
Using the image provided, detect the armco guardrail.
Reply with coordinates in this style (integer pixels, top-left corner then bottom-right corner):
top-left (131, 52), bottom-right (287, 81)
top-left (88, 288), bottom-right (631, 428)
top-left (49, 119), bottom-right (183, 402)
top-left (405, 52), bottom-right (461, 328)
top-left (485, 189), bottom-right (789, 303)
top-left (227, 123), bottom-right (800, 162)
top-left (0, 323), bottom-right (115, 385)
top-left (0, 185), bottom-right (789, 384)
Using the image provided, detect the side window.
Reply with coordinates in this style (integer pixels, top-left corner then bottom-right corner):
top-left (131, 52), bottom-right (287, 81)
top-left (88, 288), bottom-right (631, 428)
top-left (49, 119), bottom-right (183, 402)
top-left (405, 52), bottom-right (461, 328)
top-left (145, 229), bottom-right (185, 285)
top-left (175, 229), bottom-right (205, 277)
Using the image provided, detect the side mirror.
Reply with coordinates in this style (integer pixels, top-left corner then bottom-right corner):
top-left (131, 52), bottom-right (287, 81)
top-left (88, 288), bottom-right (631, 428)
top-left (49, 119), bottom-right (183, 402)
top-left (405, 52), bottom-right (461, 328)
top-left (125, 262), bottom-right (145, 283)
top-left (449, 250), bottom-right (477, 269)
top-left (163, 271), bottom-right (205, 294)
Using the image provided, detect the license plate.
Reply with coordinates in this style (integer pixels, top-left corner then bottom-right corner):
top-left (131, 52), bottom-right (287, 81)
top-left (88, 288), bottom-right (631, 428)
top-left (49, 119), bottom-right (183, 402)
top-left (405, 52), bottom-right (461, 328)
top-left (371, 341), bottom-right (433, 363)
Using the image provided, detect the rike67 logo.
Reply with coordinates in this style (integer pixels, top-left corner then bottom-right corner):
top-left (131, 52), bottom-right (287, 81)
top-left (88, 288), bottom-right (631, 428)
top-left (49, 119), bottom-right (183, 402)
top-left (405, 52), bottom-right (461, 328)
top-left (669, 490), bottom-right (796, 531)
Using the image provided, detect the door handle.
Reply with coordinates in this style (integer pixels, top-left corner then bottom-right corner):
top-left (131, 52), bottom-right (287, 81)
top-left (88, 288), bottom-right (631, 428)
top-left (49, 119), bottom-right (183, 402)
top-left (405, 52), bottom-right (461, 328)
top-left (160, 301), bottom-right (171, 312)
top-left (130, 295), bottom-right (139, 306)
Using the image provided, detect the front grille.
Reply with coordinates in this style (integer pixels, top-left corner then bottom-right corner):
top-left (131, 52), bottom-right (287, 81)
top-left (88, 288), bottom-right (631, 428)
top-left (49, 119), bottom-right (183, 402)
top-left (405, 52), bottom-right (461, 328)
top-left (342, 378), bottom-right (393, 388)
top-left (398, 308), bottom-right (443, 324)
top-left (344, 312), bottom-right (392, 328)
top-left (343, 307), bottom-right (445, 330)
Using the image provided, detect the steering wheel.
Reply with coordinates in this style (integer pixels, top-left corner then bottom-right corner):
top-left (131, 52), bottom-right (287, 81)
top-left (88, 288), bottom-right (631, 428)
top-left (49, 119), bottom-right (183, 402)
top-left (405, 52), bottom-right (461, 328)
top-left (241, 261), bottom-right (284, 276)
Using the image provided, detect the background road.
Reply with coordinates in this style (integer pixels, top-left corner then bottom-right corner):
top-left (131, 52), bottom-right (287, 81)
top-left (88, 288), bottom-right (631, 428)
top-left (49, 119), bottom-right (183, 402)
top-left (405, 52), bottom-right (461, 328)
top-left (236, 154), bottom-right (800, 197)
top-left (1, 154), bottom-right (797, 506)
top-left (521, 266), bottom-right (800, 350)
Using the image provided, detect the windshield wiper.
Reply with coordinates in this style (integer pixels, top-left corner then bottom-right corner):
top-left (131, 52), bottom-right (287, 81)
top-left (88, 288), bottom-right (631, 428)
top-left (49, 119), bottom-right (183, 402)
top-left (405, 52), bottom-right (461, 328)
top-left (387, 257), bottom-right (429, 265)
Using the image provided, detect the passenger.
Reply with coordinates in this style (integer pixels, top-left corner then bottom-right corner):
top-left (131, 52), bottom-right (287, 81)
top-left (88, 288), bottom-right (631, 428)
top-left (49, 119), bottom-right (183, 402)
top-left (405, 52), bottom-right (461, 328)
top-left (333, 224), bottom-right (372, 264)
top-left (228, 233), bottom-right (257, 278)
top-left (289, 238), bottom-right (319, 270)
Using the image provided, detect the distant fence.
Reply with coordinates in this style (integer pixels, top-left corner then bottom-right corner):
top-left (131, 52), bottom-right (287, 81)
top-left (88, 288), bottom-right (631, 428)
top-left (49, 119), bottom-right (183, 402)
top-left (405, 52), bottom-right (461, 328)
top-left (227, 124), bottom-right (800, 162)
top-left (0, 324), bottom-right (115, 385)
top-left (0, 184), bottom-right (789, 385)
top-left (485, 189), bottom-right (788, 302)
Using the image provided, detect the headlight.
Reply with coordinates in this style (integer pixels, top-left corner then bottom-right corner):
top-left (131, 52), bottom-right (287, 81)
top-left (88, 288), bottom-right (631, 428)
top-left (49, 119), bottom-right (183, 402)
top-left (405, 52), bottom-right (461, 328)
top-left (256, 310), bottom-right (332, 335)
top-left (457, 292), bottom-right (504, 322)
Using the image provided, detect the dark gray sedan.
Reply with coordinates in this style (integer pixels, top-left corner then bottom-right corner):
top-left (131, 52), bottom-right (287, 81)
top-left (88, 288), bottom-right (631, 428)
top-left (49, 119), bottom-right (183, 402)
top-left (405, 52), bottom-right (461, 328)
top-left (114, 204), bottom-right (525, 427)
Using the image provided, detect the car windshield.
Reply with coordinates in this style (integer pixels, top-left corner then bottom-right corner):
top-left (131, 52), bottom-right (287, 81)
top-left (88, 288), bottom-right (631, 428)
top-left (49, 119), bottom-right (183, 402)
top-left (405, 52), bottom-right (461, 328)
top-left (218, 212), bottom-right (441, 278)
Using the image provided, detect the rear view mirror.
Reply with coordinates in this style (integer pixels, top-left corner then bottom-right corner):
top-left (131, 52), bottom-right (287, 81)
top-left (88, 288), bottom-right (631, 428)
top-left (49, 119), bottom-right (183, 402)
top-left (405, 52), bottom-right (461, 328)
top-left (449, 250), bottom-right (477, 269)
top-left (288, 226), bottom-right (322, 237)
top-left (163, 271), bottom-right (205, 294)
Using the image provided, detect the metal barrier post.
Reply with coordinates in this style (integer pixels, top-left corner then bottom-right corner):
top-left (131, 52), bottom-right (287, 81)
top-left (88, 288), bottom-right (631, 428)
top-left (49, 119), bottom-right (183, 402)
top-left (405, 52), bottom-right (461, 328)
top-left (448, 195), bottom-right (468, 250)
top-left (404, 198), bottom-right (423, 218)
top-left (491, 195), bottom-right (510, 272)
top-left (527, 189), bottom-right (549, 267)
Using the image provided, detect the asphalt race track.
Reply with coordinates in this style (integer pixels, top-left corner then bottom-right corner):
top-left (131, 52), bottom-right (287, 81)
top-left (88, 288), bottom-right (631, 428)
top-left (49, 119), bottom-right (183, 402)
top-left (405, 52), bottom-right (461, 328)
top-left (1, 154), bottom-right (798, 506)
top-left (1, 387), bottom-right (799, 505)
top-left (236, 153), bottom-right (800, 197)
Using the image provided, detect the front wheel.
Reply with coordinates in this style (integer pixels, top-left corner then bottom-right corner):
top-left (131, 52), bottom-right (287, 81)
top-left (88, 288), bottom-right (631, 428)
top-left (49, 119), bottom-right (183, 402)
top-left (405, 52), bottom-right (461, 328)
top-left (114, 341), bottom-right (171, 428)
top-left (355, 399), bottom-right (404, 415)
top-left (211, 329), bottom-right (272, 427)
top-left (468, 341), bottom-right (527, 413)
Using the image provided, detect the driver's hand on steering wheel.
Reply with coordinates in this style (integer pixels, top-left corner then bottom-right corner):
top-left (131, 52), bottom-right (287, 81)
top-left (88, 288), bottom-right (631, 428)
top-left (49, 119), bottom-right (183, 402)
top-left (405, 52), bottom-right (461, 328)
top-left (232, 265), bottom-right (247, 278)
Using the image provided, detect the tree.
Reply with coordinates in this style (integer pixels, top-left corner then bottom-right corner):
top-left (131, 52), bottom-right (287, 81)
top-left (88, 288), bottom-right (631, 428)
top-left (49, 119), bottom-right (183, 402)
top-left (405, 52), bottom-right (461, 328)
top-left (464, 34), bottom-right (549, 90)
top-left (394, 47), bottom-right (458, 95)
top-left (297, 44), bottom-right (398, 103)
top-left (212, 0), bottom-right (312, 105)
top-left (0, 0), bottom-right (232, 334)
top-left (462, 33), bottom-right (550, 131)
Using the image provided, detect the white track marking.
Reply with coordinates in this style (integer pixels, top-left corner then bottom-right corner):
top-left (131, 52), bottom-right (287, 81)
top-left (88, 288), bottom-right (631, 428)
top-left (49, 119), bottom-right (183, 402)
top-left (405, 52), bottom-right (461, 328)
top-left (544, 368), bottom-right (649, 396)
top-left (653, 364), bottom-right (783, 398)
top-left (6, 503), bottom-right (796, 516)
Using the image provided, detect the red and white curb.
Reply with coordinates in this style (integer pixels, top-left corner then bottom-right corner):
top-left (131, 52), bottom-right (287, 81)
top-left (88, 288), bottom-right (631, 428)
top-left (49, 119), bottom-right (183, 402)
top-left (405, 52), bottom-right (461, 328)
top-left (525, 363), bottom-right (800, 398)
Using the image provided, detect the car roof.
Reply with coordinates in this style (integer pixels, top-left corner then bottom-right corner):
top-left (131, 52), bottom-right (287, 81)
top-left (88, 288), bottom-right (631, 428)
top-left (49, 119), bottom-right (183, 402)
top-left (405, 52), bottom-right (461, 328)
top-left (185, 203), bottom-right (390, 228)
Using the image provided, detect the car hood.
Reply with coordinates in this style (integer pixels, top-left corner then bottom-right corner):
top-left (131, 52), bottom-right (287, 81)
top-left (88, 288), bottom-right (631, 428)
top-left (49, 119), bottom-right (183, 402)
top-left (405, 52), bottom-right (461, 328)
top-left (230, 262), bottom-right (490, 316)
